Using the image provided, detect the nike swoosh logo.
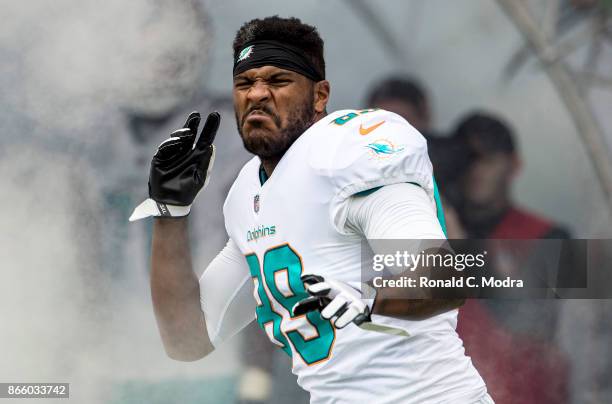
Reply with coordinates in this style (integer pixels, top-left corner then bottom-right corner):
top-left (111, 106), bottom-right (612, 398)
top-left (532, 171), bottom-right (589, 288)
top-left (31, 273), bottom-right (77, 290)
top-left (359, 120), bottom-right (385, 135)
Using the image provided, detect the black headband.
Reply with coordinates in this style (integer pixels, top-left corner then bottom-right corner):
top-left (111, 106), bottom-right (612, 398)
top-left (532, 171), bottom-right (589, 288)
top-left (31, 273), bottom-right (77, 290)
top-left (233, 40), bottom-right (324, 82)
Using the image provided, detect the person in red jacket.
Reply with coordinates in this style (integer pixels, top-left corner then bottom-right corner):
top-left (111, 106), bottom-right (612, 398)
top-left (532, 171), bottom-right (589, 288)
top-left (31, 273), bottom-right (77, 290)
top-left (452, 111), bottom-right (571, 404)
top-left (453, 112), bottom-right (569, 240)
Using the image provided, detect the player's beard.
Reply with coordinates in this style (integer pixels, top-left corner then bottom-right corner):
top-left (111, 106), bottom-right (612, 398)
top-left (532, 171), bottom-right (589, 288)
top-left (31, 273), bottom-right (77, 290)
top-left (236, 92), bottom-right (316, 159)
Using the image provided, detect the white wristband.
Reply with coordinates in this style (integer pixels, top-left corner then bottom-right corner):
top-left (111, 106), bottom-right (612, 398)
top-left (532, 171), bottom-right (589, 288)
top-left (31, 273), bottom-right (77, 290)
top-left (128, 198), bottom-right (191, 221)
top-left (357, 283), bottom-right (410, 337)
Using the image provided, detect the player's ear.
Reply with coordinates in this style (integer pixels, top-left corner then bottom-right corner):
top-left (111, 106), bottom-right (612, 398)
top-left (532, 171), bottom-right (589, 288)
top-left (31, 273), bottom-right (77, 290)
top-left (313, 80), bottom-right (330, 114)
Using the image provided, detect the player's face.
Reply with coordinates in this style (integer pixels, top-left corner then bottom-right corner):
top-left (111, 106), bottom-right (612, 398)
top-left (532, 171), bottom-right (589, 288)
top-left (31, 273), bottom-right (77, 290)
top-left (233, 66), bottom-right (321, 159)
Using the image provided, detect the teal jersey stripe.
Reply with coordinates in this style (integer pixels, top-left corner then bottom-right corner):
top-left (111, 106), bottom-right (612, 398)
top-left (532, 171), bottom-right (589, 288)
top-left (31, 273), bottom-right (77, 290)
top-left (353, 187), bottom-right (382, 197)
top-left (352, 180), bottom-right (448, 237)
top-left (432, 176), bottom-right (448, 237)
top-left (258, 164), bottom-right (268, 185)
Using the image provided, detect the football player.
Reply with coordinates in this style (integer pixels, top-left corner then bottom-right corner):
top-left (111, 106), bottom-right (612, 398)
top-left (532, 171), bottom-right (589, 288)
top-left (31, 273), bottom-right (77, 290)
top-left (131, 16), bottom-right (492, 404)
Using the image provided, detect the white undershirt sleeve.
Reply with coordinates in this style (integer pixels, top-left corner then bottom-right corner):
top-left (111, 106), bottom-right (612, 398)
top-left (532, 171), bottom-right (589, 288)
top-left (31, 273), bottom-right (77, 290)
top-left (344, 183), bottom-right (450, 335)
top-left (199, 238), bottom-right (255, 347)
top-left (345, 182), bottom-right (446, 240)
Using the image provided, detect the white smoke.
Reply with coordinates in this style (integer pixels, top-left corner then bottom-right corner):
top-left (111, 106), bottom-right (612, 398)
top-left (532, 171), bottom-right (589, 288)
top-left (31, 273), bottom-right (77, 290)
top-left (0, 1), bottom-right (241, 403)
top-left (2, 0), bottom-right (210, 135)
top-left (0, 145), bottom-right (109, 402)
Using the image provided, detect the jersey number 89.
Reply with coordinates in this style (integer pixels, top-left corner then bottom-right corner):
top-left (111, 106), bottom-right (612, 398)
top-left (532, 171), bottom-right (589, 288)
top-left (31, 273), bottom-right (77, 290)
top-left (245, 244), bottom-right (335, 365)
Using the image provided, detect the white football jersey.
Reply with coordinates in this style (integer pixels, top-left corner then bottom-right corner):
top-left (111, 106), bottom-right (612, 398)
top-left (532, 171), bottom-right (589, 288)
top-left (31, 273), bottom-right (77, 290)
top-left (219, 109), bottom-right (487, 403)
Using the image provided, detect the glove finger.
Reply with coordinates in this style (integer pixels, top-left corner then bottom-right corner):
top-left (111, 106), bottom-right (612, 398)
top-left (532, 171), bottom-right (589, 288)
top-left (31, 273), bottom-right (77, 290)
top-left (195, 112), bottom-right (221, 149)
top-left (157, 135), bottom-right (181, 150)
top-left (176, 124), bottom-right (197, 148)
top-left (321, 295), bottom-right (348, 320)
top-left (156, 134), bottom-right (186, 160)
top-left (292, 296), bottom-right (322, 316)
top-left (183, 111), bottom-right (201, 134)
top-left (335, 305), bottom-right (361, 329)
top-left (306, 281), bottom-right (331, 297)
top-left (301, 274), bottom-right (324, 286)
top-left (155, 140), bottom-right (181, 161)
top-left (155, 128), bottom-right (193, 161)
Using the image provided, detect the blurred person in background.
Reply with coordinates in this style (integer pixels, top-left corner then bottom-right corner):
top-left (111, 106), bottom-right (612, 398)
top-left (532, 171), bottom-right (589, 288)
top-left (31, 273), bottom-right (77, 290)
top-left (365, 76), bottom-right (471, 238)
top-left (453, 112), bottom-right (570, 240)
top-left (453, 111), bottom-right (571, 404)
top-left (365, 76), bottom-right (432, 134)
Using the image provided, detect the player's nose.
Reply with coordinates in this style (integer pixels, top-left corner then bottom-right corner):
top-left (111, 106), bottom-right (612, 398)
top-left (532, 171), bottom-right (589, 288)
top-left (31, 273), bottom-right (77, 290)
top-left (246, 81), bottom-right (271, 104)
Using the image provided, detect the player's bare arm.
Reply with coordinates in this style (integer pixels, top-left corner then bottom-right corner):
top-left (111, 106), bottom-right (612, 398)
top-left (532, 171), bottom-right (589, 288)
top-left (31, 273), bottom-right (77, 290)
top-left (295, 253), bottom-right (465, 328)
top-left (366, 184), bottom-right (466, 320)
top-left (130, 112), bottom-right (220, 360)
top-left (372, 256), bottom-right (465, 320)
top-left (151, 217), bottom-right (213, 360)
top-left (371, 249), bottom-right (466, 320)
top-left (370, 227), bottom-right (466, 320)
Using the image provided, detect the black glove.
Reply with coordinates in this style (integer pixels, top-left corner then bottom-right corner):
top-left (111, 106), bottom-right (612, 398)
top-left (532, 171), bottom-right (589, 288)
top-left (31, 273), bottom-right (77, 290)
top-left (129, 111), bottom-right (220, 221)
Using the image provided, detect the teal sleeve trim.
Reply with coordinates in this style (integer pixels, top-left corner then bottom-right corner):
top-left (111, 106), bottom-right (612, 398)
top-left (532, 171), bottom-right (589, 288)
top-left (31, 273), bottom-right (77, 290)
top-left (432, 177), bottom-right (448, 237)
top-left (353, 186), bottom-right (383, 197)
top-left (352, 181), bottom-right (448, 237)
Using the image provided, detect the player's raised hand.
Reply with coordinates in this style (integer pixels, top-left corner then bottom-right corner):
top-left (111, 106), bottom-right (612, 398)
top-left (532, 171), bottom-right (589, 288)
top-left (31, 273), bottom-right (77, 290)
top-left (293, 274), bottom-right (372, 329)
top-left (129, 111), bottom-right (221, 221)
